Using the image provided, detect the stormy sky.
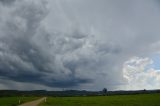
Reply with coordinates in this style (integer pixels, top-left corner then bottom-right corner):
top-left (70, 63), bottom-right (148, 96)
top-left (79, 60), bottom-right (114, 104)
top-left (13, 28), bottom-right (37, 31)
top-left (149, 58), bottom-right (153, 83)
top-left (0, 0), bottom-right (160, 91)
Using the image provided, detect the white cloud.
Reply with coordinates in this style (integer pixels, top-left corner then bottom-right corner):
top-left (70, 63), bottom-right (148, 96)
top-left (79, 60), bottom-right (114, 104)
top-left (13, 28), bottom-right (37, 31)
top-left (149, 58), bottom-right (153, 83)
top-left (123, 57), bottom-right (160, 90)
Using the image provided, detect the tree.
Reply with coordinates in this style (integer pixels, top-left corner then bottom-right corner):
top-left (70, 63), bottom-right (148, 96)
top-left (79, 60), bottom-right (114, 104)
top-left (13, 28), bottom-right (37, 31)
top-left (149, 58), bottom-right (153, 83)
top-left (103, 88), bottom-right (107, 95)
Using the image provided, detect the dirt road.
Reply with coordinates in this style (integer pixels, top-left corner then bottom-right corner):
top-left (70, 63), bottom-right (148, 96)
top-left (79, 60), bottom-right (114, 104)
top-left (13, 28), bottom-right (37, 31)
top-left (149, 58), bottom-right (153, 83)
top-left (19, 97), bottom-right (46, 106)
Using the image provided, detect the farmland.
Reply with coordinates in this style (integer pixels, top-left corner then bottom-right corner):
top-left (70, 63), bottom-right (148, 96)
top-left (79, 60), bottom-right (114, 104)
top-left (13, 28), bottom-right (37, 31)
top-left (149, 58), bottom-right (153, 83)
top-left (40, 93), bottom-right (160, 106)
top-left (0, 97), bottom-right (39, 106)
top-left (0, 93), bottom-right (160, 106)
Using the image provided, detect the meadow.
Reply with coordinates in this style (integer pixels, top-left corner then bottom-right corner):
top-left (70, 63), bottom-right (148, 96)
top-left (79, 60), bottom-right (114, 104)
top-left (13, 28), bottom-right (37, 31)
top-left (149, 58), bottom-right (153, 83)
top-left (40, 93), bottom-right (160, 106)
top-left (0, 96), bottom-right (39, 106)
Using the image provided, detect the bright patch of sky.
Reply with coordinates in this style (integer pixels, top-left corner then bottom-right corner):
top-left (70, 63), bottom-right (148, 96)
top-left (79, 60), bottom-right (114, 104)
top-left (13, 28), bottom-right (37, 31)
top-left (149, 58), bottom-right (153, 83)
top-left (149, 54), bottom-right (160, 70)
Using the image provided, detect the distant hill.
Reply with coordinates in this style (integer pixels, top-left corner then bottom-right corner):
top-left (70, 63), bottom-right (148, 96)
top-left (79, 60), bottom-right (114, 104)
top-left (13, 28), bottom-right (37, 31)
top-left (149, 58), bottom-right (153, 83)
top-left (0, 89), bottom-right (160, 97)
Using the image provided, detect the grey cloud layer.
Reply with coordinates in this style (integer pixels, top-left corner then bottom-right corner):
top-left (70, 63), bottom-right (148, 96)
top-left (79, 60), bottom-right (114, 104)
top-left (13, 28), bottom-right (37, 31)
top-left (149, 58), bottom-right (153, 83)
top-left (0, 0), bottom-right (93, 88)
top-left (0, 0), bottom-right (16, 5)
top-left (0, 0), bottom-right (160, 90)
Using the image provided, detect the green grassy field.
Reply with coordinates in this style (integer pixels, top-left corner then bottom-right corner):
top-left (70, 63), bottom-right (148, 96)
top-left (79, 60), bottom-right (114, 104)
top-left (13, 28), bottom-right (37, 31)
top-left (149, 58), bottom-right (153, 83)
top-left (0, 97), bottom-right (39, 106)
top-left (40, 93), bottom-right (160, 106)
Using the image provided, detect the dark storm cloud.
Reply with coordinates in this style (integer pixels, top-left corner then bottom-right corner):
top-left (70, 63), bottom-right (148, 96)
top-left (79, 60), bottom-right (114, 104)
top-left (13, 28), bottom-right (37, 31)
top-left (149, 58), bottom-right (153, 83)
top-left (1, 0), bottom-right (160, 90)
top-left (0, 0), bottom-right (16, 5)
top-left (0, 69), bottom-right (91, 88)
top-left (0, 0), bottom-right (93, 88)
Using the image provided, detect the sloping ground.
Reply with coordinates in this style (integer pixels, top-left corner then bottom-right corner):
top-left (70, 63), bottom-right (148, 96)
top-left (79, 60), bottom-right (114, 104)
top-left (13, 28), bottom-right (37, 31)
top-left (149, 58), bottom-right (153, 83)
top-left (19, 97), bottom-right (46, 106)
